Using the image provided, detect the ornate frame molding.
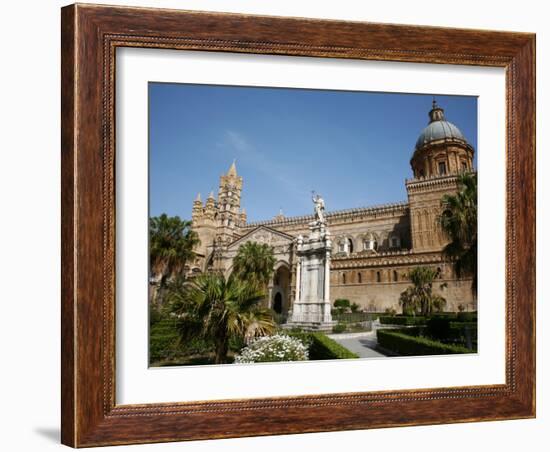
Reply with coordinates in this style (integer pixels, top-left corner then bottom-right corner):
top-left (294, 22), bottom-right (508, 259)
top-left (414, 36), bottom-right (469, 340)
top-left (61, 4), bottom-right (535, 447)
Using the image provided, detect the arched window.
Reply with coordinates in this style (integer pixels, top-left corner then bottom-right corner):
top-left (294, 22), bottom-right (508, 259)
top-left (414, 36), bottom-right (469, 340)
top-left (342, 273), bottom-right (346, 284)
top-left (364, 234), bottom-right (378, 251)
top-left (358, 272), bottom-right (362, 283)
top-left (438, 161), bottom-right (447, 175)
top-left (376, 271), bottom-right (381, 283)
top-left (393, 270), bottom-right (398, 282)
top-left (347, 238), bottom-right (354, 253)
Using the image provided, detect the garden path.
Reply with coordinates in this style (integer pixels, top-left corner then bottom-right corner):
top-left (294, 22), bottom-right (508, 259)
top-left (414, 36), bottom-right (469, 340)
top-left (329, 331), bottom-right (388, 358)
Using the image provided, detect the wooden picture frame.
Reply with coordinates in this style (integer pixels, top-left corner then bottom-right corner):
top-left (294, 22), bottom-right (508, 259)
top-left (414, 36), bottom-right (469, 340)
top-left (61, 3), bottom-right (535, 447)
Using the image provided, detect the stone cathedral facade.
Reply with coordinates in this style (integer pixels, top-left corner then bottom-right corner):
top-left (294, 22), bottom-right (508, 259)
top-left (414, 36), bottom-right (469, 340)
top-left (188, 102), bottom-right (476, 314)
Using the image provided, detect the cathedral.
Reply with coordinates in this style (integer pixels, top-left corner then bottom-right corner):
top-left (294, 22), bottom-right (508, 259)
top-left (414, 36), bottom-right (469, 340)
top-left (188, 101), bottom-right (476, 314)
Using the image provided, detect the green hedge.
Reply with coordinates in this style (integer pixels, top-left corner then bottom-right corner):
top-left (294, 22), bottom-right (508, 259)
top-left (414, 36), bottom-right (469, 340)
top-left (377, 329), bottom-right (473, 356)
top-left (379, 316), bottom-right (426, 326)
top-left (289, 331), bottom-right (359, 360)
top-left (309, 333), bottom-right (359, 359)
top-left (332, 323), bottom-right (347, 334)
top-left (457, 312), bottom-right (478, 322)
top-left (449, 321), bottom-right (478, 349)
top-left (333, 312), bottom-right (374, 323)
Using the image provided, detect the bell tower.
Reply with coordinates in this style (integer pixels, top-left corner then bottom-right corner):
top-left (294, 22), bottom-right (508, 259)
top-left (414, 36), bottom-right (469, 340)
top-left (216, 161), bottom-right (244, 243)
top-left (191, 192), bottom-right (217, 268)
top-left (406, 101), bottom-right (475, 252)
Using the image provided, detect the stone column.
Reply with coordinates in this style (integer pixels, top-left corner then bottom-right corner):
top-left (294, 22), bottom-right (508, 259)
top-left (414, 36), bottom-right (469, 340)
top-left (324, 252), bottom-right (330, 303)
top-left (323, 252), bottom-right (331, 323)
top-left (295, 259), bottom-right (301, 302)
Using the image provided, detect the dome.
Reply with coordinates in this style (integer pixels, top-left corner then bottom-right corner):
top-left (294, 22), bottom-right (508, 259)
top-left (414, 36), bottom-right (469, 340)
top-left (414, 101), bottom-right (467, 150)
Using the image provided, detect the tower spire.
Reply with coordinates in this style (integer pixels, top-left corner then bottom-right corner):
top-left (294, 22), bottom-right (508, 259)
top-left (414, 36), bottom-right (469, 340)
top-left (227, 159), bottom-right (237, 177)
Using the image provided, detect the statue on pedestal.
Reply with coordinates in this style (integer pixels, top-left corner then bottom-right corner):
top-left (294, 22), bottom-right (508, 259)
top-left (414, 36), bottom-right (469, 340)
top-left (285, 193), bottom-right (334, 331)
top-left (312, 192), bottom-right (326, 225)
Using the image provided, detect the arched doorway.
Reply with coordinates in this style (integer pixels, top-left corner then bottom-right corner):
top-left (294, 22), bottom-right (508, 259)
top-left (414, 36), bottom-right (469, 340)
top-left (271, 264), bottom-right (290, 315)
top-left (273, 292), bottom-right (283, 314)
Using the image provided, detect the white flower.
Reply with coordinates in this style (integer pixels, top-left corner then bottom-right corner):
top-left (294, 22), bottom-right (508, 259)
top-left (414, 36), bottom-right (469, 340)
top-left (235, 334), bottom-right (309, 363)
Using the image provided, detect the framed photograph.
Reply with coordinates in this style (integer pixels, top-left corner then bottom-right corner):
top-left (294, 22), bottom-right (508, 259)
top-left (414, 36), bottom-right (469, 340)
top-left (61, 3), bottom-right (535, 447)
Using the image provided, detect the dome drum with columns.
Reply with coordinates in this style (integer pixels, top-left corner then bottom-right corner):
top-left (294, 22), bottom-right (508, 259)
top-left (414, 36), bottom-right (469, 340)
top-left (410, 101), bottom-right (475, 179)
top-left (186, 101), bottom-right (477, 314)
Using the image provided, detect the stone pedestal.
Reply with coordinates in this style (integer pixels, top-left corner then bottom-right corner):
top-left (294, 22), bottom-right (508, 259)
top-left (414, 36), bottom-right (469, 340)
top-left (286, 221), bottom-right (334, 331)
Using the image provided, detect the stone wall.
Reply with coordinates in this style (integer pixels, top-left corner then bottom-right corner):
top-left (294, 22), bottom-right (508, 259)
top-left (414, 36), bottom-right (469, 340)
top-left (330, 277), bottom-right (475, 313)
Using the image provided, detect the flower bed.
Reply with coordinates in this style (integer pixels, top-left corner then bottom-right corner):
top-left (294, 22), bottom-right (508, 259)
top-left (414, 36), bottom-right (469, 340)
top-left (234, 334), bottom-right (309, 363)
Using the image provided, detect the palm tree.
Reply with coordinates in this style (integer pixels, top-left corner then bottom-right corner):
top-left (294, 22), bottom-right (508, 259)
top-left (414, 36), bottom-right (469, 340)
top-left (167, 273), bottom-right (276, 364)
top-left (231, 241), bottom-right (276, 289)
top-left (439, 173), bottom-right (477, 294)
top-left (400, 267), bottom-right (446, 316)
top-left (399, 287), bottom-right (417, 316)
top-left (149, 214), bottom-right (200, 288)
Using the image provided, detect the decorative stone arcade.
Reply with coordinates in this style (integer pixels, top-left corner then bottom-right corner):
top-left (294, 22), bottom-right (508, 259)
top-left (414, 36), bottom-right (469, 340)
top-left (286, 194), bottom-right (335, 331)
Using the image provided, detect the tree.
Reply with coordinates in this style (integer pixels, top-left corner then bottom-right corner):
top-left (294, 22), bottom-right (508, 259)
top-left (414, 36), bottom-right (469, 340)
top-left (399, 266), bottom-right (446, 316)
top-left (167, 273), bottom-right (276, 364)
top-left (439, 173), bottom-right (478, 294)
top-left (149, 214), bottom-right (199, 290)
top-left (334, 299), bottom-right (351, 315)
top-left (231, 241), bottom-right (276, 289)
top-left (398, 287), bottom-right (417, 316)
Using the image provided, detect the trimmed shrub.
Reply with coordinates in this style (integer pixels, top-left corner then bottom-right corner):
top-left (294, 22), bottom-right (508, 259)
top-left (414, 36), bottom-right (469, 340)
top-left (426, 316), bottom-right (452, 340)
top-left (332, 323), bottom-right (347, 334)
top-left (379, 316), bottom-right (426, 326)
top-left (429, 312), bottom-right (458, 320)
top-left (449, 321), bottom-right (478, 349)
top-left (333, 312), bottom-right (373, 323)
top-left (235, 334), bottom-right (309, 363)
top-left (334, 299), bottom-right (351, 307)
top-left (457, 312), bottom-right (478, 322)
top-left (334, 299), bottom-right (351, 314)
top-left (449, 321), bottom-right (477, 332)
top-left (289, 331), bottom-right (359, 360)
top-left (309, 332), bottom-right (359, 360)
top-left (377, 329), bottom-right (473, 356)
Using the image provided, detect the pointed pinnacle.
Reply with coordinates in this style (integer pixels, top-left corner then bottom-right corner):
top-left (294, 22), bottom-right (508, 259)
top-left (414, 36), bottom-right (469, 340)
top-left (227, 159), bottom-right (237, 177)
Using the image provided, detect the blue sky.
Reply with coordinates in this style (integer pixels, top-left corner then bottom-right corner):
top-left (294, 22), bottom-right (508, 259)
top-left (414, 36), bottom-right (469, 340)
top-left (149, 83), bottom-right (477, 222)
